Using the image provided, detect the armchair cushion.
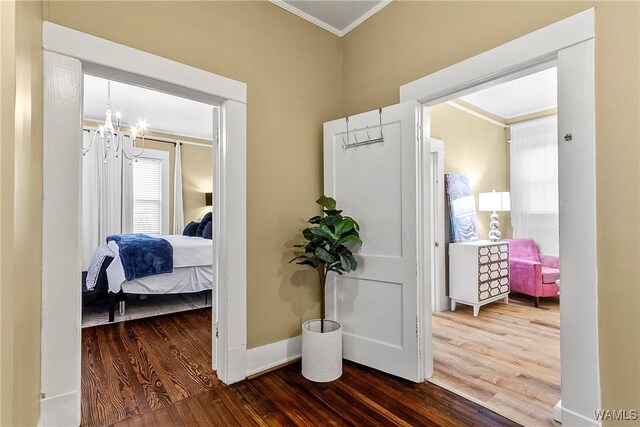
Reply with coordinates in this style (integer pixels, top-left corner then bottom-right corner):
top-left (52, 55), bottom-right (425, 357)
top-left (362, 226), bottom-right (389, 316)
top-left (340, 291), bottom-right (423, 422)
top-left (509, 258), bottom-right (542, 296)
top-left (541, 267), bottom-right (560, 284)
top-left (540, 254), bottom-right (560, 269)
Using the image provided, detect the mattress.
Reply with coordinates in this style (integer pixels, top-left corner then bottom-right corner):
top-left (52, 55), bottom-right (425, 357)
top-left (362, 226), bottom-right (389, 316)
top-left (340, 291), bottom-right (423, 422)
top-left (120, 265), bottom-right (213, 295)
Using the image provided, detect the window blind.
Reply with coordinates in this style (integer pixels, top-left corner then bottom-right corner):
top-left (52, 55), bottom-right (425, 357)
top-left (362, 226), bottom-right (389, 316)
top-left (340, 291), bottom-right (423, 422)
top-left (132, 157), bottom-right (163, 234)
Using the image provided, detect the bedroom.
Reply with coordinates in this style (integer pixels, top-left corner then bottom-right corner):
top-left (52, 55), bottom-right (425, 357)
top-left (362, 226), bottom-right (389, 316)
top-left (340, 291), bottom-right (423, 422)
top-left (80, 75), bottom-right (216, 326)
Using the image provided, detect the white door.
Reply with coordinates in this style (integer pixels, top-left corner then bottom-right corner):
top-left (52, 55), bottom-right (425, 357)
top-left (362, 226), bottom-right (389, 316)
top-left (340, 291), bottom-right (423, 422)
top-left (429, 139), bottom-right (447, 312)
top-left (323, 101), bottom-right (422, 382)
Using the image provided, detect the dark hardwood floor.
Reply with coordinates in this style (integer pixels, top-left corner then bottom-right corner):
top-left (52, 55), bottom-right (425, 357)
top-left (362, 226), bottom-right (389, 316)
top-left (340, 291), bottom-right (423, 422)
top-left (82, 309), bottom-right (517, 427)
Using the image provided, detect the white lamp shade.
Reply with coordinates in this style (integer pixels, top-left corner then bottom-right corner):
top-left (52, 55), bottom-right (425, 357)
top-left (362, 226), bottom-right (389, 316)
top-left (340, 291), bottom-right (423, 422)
top-left (479, 191), bottom-right (511, 212)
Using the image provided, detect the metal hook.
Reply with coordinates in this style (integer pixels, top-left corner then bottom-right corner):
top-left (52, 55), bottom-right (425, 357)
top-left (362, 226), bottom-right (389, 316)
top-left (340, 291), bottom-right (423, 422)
top-left (378, 108), bottom-right (384, 139)
top-left (342, 117), bottom-right (350, 148)
top-left (366, 125), bottom-right (371, 141)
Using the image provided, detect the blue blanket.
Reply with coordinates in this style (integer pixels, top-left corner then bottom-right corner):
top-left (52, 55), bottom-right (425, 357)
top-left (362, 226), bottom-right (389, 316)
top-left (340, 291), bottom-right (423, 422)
top-left (106, 234), bottom-right (173, 281)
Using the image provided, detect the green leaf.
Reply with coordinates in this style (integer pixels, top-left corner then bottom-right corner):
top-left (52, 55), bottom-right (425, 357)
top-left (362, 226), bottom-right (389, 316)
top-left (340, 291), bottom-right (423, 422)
top-left (308, 215), bottom-right (323, 224)
top-left (315, 247), bottom-right (336, 263)
top-left (338, 253), bottom-right (352, 271)
top-left (320, 225), bottom-right (339, 242)
top-left (316, 195), bottom-right (336, 210)
top-left (334, 218), bottom-right (355, 237)
top-left (337, 234), bottom-right (362, 246)
top-left (323, 209), bottom-right (343, 216)
top-left (297, 259), bottom-right (320, 268)
top-left (309, 227), bottom-right (332, 241)
top-left (302, 228), bottom-right (316, 241)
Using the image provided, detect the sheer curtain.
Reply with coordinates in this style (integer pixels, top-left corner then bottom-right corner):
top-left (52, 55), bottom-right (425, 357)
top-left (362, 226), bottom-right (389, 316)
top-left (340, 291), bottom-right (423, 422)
top-left (172, 142), bottom-right (184, 234)
top-left (81, 131), bottom-right (130, 268)
top-left (509, 116), bottom-right (559, 256)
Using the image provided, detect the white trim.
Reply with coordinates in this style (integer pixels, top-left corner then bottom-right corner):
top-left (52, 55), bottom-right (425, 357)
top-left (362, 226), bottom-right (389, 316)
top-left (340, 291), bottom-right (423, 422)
top-left (400, 9), bottom-right (593, 105)
top-left (43, 22), bottom-right (246, 104)
top-left (400, 9), bottom-right (600, 425)
top-left (269, 0), bottom-right (391, 37)
top-left (41, 24), bottom-right (248, 425)
top-left (38, 391), bottom-right (79, 427)
top-left (341, 1), bottom-right (392, 36)
top-left (445, 101), bottom-right (507, 128)
top-left (246, 336), bottom-right (302, 377)
top-left (561, 406), bottom-right (600, 427)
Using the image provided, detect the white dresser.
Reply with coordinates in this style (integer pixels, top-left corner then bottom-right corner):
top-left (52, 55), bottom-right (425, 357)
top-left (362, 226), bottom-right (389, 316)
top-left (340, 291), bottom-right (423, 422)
top-left (449, 240), bottom-right (510, 316)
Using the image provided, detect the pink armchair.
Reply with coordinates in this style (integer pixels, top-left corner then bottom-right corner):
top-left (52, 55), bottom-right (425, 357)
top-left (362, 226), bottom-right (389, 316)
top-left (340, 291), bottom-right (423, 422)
top-left (505, 238), bottom-right (560, 307)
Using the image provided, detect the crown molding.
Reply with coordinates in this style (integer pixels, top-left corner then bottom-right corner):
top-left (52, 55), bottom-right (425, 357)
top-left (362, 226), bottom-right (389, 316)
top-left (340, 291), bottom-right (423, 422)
top-left (341, 0), bottom-right (391, 36)
top-left (270, 0), bottom-right (391, 37)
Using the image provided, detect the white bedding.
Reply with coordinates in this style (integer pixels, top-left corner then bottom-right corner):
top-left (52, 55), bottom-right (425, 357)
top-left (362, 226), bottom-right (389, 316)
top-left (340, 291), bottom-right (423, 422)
top-left (120, 265), bottom-right (212, 294)
top-left (89, 234), bottom-right (213, 293)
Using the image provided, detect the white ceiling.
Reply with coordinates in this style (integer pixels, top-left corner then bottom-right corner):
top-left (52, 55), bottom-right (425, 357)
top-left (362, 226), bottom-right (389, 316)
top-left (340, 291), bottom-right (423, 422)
top-left (83, 74), bottom-right (214, 140)
top-left (276, 0), bottom-right (388, 36)
top-left (460, 67), bottom-right (557, 119)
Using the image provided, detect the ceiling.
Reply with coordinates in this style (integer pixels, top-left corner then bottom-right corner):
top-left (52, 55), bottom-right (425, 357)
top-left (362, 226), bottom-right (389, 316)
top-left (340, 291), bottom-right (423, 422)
top-left (460, 67), bottom-right (557, 119)
top-left (275, 0), bottom-right (388, 36)
top-left (83, 74), bottom-right (214, 141)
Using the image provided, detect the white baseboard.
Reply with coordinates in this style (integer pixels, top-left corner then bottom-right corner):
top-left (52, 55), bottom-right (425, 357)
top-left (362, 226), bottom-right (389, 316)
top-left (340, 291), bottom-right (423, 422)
top-left (554, 399), bottom-right (562, 423)
top-left (562, 405), bottom-right (601, 427)
top-left (246, 335), bottom-right (302, 377)
top-left (39, 391), bottom-right (80, 427)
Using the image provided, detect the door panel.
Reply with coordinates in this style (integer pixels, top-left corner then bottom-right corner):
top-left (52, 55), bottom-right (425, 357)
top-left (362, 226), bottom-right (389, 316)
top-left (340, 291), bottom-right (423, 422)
top-left (323, 101), bottom-right (421, 382)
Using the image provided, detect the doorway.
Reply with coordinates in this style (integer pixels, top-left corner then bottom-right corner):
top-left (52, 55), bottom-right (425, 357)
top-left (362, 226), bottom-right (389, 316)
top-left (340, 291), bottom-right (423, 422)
top-left (40, 23), bottom-right (247, 426)
top-left (402, 9), bottom-right (599, 426)
top-left (425, 66), bottom-right (561, 426)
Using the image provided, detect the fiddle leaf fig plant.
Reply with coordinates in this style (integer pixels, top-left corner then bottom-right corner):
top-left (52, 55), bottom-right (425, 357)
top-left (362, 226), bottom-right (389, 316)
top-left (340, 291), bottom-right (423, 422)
top-left (290, 195), bottom-right (362, 332)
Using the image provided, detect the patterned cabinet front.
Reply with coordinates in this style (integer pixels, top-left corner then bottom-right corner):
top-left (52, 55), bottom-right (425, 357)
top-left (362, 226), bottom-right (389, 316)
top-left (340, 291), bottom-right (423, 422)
top-left (449, 241), bottom-right (510, 316)
top-left (477, 243), bottom-right (509, 301)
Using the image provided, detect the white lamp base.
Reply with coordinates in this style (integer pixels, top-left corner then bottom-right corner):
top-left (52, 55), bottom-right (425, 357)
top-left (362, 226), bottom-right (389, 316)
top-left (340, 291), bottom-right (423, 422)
top-left (488, 211), bottom-right (501, 242)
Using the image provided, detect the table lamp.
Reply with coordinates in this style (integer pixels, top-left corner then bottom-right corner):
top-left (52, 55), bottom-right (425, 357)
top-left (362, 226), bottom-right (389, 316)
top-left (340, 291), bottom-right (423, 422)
top-left (478, 190), bottom-right (510, 241)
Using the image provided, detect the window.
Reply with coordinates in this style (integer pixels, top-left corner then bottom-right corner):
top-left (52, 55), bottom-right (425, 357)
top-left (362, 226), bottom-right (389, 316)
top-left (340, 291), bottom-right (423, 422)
top-left (509, 116), bottom-right (559, 255)
top-left (132, 149), bottom-right (169, 235)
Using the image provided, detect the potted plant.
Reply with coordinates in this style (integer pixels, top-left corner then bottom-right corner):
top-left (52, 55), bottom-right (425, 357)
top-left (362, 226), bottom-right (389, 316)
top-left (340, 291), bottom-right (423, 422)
top-left (290, 195), bottom-right (362, 382)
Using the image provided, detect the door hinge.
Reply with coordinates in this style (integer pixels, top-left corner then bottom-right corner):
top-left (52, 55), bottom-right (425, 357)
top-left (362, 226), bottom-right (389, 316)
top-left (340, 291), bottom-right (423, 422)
top-left (214, 321), bottom-right (219, 339)
top-left (417, 124), bottom-right (421, 143)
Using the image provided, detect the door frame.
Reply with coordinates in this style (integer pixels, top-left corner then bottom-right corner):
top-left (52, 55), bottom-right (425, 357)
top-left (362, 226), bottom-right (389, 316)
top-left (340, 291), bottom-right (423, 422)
top-left (41, 22), bottom-right (247, 426)
top-left (400, 9), bottom-right (600, 427)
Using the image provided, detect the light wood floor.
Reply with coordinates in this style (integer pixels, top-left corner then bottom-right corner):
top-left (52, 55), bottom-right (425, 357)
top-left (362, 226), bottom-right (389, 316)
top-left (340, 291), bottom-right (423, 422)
top-left (431, 294), bottom-right (560, 427)
top-left (82, 308), bottom-right (517, 426)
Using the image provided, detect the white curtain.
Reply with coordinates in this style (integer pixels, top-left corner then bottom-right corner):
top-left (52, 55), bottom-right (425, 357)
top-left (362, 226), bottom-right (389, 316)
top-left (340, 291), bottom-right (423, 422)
top-left (81, 131), bottom-right (130, 268)
top-left (173, 142), bottom-right (185, 234)
top-left (509, 116), bottom-right (559, 256)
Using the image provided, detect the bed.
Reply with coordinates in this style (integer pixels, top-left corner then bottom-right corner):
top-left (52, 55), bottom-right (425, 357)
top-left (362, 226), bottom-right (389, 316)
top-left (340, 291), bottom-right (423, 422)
top-left (84, 234), bottom-right (213, 322)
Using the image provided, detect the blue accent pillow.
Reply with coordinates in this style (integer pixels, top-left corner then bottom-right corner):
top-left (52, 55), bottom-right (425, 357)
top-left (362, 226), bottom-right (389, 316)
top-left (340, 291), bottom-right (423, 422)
top-left (183, 221), bottom-right (199, 237)
top-left (195, 212), bottom-right (213, 237)
top-left (202, 222), bottom-right (212, 240)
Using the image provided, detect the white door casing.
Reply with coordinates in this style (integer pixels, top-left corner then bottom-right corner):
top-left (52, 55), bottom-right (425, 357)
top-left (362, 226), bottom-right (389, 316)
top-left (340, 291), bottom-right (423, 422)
top-left (323, 101), bottom-right (422, 382)
top-left (41, 22), bottom-right (248, 427)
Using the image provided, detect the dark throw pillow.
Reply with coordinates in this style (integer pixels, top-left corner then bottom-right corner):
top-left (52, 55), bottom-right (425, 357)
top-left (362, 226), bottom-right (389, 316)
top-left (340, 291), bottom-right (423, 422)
top-left (195, 212), bottom-right (213, 237)
top-left (202, 222), bottom-right (213, 240)
top-left (183, 221), bottom-right (199, 237)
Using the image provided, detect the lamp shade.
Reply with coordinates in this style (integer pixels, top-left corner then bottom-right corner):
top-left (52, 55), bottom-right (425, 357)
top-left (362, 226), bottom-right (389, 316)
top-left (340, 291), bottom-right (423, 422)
top-left (205, 192), bottom-right (212, 206)
top-left (478, 191), bottom-right (510, 212)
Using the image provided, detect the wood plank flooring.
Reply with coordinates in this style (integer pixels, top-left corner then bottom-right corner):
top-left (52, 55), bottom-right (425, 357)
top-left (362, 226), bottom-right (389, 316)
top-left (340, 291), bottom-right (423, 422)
top-left (83, 309), bottom-right (517, 427)
top-left (431, 294), bottom-right (561, 427)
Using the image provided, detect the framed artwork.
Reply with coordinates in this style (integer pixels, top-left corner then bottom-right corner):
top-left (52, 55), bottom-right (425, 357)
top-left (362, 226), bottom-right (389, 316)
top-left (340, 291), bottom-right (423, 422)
top-left (445, 173), bottom-right (479, 243)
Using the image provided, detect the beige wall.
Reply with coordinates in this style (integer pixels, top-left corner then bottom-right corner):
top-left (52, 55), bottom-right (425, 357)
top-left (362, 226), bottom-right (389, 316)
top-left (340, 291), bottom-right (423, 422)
top-left (0, 1), bottom-right (43, 426)
top-left (46, 1), bottom-right (344, 351)
top-left (341, 1), bottom-right (640, 422)
top-left (431, 103), bottom-right (511, 239)
top-left (2, 1), bottom-right (638, 423)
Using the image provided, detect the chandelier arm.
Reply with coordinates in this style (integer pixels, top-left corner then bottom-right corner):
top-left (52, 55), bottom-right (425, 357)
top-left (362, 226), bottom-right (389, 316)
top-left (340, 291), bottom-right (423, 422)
top-left (83, 130), bottom-right (98, 155)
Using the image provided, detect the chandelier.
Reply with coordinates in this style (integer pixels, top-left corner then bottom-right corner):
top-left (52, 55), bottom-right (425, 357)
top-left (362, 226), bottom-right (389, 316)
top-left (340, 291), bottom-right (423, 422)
top-left (83, 80), bottom-right (146, 165)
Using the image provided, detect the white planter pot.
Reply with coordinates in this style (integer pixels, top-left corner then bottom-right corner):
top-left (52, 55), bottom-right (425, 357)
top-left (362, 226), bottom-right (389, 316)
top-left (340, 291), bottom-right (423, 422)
top-left (301, 319), bottom-right (342, 382)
